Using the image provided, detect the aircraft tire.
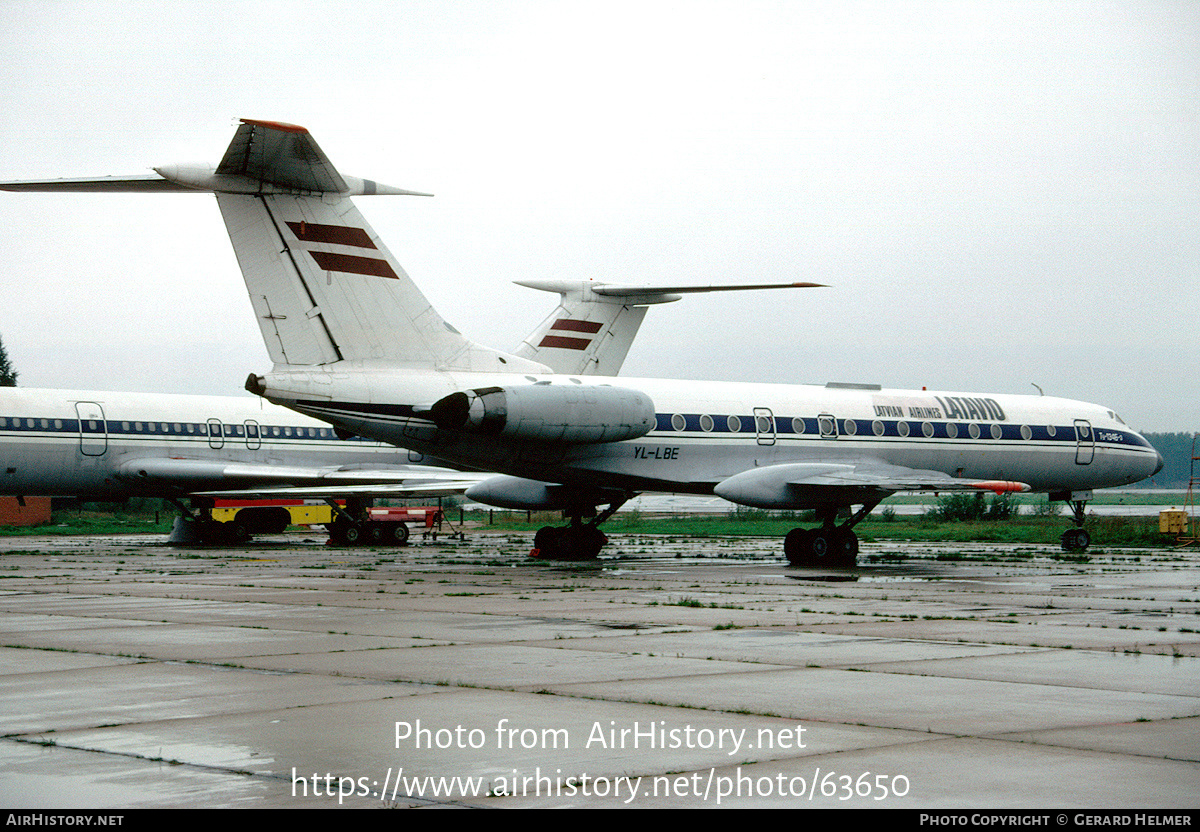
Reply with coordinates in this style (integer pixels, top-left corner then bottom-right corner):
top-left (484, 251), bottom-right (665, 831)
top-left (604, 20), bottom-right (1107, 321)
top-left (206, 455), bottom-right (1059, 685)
top-left (328, 520), bottom-right (349, 545)
top-left (387, 522), bottom-right (410, 546)
top-left (784, 528), bottom-right (810, 566)
top-left (1061, 528), bottom-right (1091, 552)
top-left (365, 522), bottom-right (386, 545)
top-left (809, 530), bottom-right (832, 563)
top-left (532, 526), bottom-right (560, 558)
top-left (831, 529), bottom-right (858, 566)
top-left (228, 521), bottom-right (251, 544)
top-left (196, 520), bottom-right (223, 545)
top-left (531, 525), bottom-right (605, 560)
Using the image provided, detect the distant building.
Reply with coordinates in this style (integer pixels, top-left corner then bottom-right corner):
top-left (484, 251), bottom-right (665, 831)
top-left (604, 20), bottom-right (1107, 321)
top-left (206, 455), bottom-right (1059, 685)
top-left (0, 496), bottom-right (50, 526)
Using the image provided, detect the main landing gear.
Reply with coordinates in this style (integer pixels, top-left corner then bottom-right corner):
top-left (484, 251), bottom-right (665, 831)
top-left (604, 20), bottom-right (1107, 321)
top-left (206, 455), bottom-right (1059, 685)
top-left (166, 498), bottom-right (288, 545)
top-left (783, 499), bottom-right (880, 568)
top-left (325, 497), bottom-right (410, 547)
top-left (1054, 490), bottom-right (1093, 553)
top-left (531, 498), bottom-right (627, 561)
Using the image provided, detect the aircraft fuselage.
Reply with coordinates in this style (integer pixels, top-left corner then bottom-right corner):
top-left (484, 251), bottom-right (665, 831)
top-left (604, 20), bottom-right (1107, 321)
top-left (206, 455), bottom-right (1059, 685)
top-left (0, 387), bottom-right (418, 499)
top-left (258, 367), bottom-right (1161, 502)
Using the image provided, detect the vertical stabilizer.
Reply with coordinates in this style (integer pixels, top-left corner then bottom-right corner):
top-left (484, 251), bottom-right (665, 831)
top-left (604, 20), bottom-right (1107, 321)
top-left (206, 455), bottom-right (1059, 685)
top-left (218, 191), bottom-right (526, 371)
top-left (513, 280), bottom-right (657, 375)
top-left (0, 119), bottom-right (547, 375)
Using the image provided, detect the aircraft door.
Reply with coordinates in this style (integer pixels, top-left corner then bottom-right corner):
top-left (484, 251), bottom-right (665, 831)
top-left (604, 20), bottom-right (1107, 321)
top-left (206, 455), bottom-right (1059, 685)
top-left (244, 420), bottom-right (261, 450)
top-left (818, 413), bottom-right (839, 439)
top-left (754, 407), bottom-right (776, 446)
top-left (207, 419), bottom-right (224, 450)
top-left (74, 402), bottom-right (107, 456)
top-left (1074, 420), bottom-right (1094, 465)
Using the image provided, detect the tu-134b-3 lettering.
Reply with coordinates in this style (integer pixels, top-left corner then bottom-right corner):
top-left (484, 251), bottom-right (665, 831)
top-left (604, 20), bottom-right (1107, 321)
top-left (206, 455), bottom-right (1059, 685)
top-left (2, 120), bottom-right (1163, 564)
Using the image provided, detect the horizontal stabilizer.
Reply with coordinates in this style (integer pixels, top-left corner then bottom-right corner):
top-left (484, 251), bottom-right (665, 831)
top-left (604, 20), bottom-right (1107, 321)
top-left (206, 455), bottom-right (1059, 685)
top-left (0, 120), bottom-right (430, 197)
top-left (0, 175), bottom-right (192, 192)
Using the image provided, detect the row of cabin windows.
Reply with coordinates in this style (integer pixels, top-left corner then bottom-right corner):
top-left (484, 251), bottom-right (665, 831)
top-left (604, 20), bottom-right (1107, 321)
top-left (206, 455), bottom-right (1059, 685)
top-left (0, 417), bottom-right (342, 440)
top-left (666, 414), bottom-right (1063, 441)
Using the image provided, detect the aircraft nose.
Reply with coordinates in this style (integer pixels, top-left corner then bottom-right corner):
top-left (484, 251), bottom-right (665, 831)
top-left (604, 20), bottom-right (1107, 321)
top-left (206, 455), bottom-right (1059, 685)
top-left (1153, 450), bottom-right (1164, 475)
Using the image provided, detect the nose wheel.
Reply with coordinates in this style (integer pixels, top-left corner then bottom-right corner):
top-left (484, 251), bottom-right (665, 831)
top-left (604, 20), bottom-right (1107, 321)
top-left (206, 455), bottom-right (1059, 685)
top-left (1056, 492), bottom-right (1093, 553)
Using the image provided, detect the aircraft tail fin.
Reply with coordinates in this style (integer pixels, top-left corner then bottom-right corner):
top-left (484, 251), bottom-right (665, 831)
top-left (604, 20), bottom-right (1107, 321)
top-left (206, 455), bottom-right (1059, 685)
top-left (2, 119), bottom-right (547, 374)
top-left (513, 278), bottom-right (825, 375)
top-left (208, 121), bottom-right (543, 372)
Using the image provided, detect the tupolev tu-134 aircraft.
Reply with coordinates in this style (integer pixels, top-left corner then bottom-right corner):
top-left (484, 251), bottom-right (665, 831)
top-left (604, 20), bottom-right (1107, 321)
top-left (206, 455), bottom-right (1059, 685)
top-left (0, 280), bottom-right (803, 545)
top-left (2, 119), bottom-right (1163, 564)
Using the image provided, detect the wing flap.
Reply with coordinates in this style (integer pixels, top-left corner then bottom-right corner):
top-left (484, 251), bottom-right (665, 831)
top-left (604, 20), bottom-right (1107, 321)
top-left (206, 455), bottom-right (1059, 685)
top-left (115, 457), bottom-right (482, 494)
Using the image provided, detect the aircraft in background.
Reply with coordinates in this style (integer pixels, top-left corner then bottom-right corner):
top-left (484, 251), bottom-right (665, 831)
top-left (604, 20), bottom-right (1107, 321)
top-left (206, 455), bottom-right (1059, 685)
top-left (2, 120), bottom-right (1163, 563)
top-left (0, 386), bottom-right (477, 544)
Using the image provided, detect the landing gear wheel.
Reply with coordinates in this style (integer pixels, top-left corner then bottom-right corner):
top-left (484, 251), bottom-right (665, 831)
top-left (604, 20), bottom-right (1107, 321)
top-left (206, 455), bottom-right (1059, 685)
top-left (532, 526), bottom-right (560, 558)
top-left (196, 520), bottom-right (223, 545)
top-left (784, 528), bottom-right (810, 566)
top-left (1061, 528), bottom-right (1091, 552)
top-left (386, 522), bottom-right (410, 546)
top-left (809, 529), bottom-right (832, 562)
top-left (328, 520), bottom-right (349, 545)
top-left (784, 527), bottom-right (857, 567)
top-left (228, 521), bottom-right (251, 544)
top-left (531, 525), bottom-right (606, 560)
top-left (830, 528), bottom-right (859, 566)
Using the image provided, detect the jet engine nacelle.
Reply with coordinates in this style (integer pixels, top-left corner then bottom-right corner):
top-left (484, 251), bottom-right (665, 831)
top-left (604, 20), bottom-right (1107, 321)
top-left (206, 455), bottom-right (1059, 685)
top-left (429, 384), bottom-right (655, 444)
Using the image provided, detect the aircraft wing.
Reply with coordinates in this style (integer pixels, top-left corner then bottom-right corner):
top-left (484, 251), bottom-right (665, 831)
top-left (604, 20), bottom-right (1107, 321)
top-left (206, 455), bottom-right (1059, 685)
top-left (193, 482), bottom-right (479, 499)
top-left (714, 460), bottom-right (1029, 509)
top-left (115, 457), bottom-right (484, 497)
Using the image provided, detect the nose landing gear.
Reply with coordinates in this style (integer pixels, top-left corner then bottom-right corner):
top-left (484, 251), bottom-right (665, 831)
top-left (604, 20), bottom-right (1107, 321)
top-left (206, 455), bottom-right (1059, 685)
top-left (1055, 491), bottom-right (1093, 552)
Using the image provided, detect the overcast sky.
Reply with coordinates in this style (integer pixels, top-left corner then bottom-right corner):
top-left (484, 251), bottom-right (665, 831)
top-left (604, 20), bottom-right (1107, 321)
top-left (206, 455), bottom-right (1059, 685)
top-left (0, 0), bottom-right (1195, 432)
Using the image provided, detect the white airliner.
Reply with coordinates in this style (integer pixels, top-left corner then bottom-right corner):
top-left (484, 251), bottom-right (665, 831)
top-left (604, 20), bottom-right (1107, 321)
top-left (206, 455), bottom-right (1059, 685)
top-left (0, 252), bottom-right (805, 545)
top-left (2, 120), bottom-right (1163, 564)
top-left (0, 386), bottom-right (479, 543)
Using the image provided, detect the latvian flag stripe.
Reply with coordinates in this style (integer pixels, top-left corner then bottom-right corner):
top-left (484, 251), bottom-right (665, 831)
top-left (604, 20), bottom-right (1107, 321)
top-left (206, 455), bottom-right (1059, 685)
top-left (538, 335), bottom-right (591, 350)
top-left (286, 221), bottom-right (377, 249)
top-left (550, 319), bottom-right (603, 333)
top-left (309, 250), bottom-right (398, 279)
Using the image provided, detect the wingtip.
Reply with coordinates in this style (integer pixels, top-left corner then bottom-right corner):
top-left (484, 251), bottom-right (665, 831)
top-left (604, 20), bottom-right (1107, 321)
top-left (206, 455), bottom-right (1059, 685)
top-left (239, 118), bottom-right (308, 134)
top-left (969, 480), bottom-right (1032, 494)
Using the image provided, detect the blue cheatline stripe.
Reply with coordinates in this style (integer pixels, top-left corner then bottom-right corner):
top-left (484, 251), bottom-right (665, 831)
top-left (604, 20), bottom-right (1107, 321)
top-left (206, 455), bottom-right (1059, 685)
top-left (0, 406), bottom-right (1154, 450)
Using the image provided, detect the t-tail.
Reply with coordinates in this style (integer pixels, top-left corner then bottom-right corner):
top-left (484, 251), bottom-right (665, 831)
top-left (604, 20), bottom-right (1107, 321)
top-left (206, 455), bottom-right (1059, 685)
top-left (0, 119), bottom-right (548, 376)
top-left (514, 278), bottom-right (825, 375)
